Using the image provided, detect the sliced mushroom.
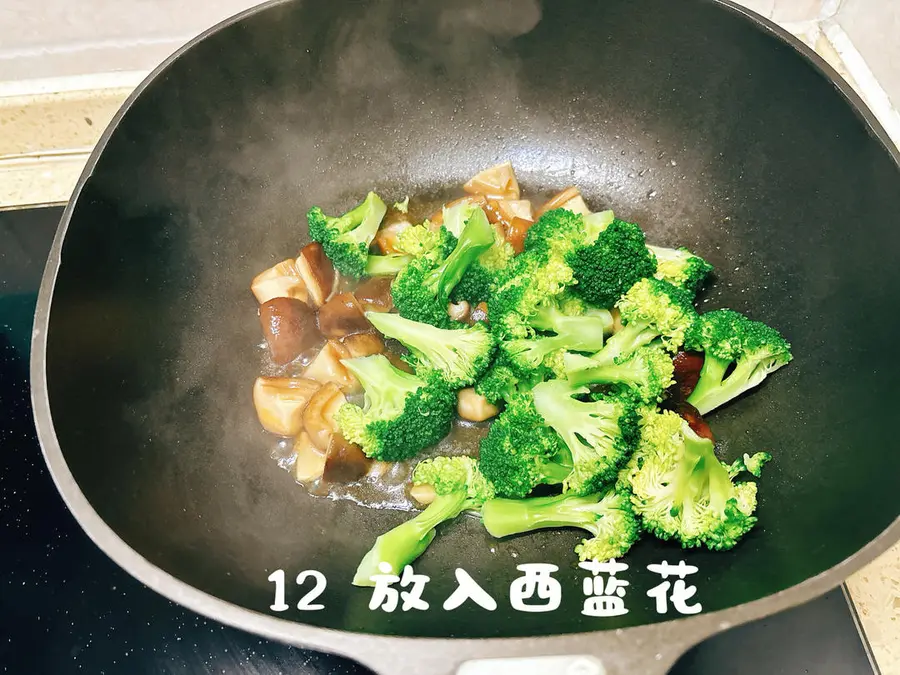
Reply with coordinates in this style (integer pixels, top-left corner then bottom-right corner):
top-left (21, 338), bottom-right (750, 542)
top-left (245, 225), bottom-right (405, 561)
top-left (252, 376), bottom-right (320, 437)
top-left (317, 292), bottom-right (372, 338)
top-left (355, 276), bottom-right (394, 313)
top-left (410, 483), bottom-right (437, 506)
top-left (560, 194), bottom-right (591, 216)
top-left (292, 432), bottom-right (327, 482)
top-left (429, 195), bottom-right (487, 226)
top-left (303, 340), bottom-right (355, 390)
top-left (302, 382), bottom-right (347, 451)
top-left (385, 351), bottom-right (415, 374)
top-left (322, 433), bottom-right (372, 483)
top-left (537, 186), bottom-right (581, 216)
top-left (342, 332), bottom-right (385, 358)
top-left (259, 297), bottom-right (322, 365)
top-left (373, 217), bottom-right (412, 255)
top-left (610, 307), bottom-right (624, 334)
top-left (448, 301), bottom-right (471, 322)
top-left (495, 199), bottom-right (533, 223)
top-left (463, 161), bottom-right (520, 200)
top-left (296, 242), bottom-right (336, 307)
top-left (251, 259), bottom-right (308, 305)
top-left (506, 216), bottom-right (536, 254)
top-left (457, 387), bottom-right (500, 422)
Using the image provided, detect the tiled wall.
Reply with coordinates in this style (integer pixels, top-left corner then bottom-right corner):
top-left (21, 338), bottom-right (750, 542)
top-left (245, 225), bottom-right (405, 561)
top-left (0, 0), bottom-right (262, 81)
top-left (0, 0), bottom-right (828, 82)
top-left (836, 0), bottom-right (900, 109)
top-left (1, 0), bottom-right (897, 115)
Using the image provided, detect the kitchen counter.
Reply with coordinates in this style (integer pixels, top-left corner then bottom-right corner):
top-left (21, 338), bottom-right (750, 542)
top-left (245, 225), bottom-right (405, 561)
top-left (0, 5), bottom-right (897, 675)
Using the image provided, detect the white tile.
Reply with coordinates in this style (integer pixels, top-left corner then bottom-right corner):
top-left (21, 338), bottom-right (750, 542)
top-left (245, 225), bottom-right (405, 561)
top-left (771, 0), bottom-right (823, 23)
top-left (0, 0), bottom-right (263, 80)
top-left (837, 0), bottom-right (900, 109)
top-left (733, 0), bottom-right (776, 19)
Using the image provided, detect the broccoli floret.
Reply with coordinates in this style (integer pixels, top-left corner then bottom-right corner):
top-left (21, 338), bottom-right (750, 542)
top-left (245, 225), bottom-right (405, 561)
top-left (501, 298), bottom-right (613, 373)
top-left (413, 455), bottom-right (496, 501)
top-left (728, 451), bottom-right (773, 478)
top-left (569, 219), bottom-right (657, 308)
top-left (474, 351), bottom-right (535, 405)
top-left (392, 205), bottom-right (494, 327)
top-left (440, 200), bottom-right (477, 238)
top-left (621, 409), bottom-right (762, 550)
top-left (307, 192), bottom-right (387, 277)
top-left (353, 456), bottom-right (493, 586)
top-left (583, 209), bottom-right (615, 243)
top-left (488, 249), bottom-right (575, 340)
top-left (450, 240), bottom-right (515, 305)
top-left (478, 393), bottom-right (572, 498)
top-left (482, 489), bottom-right (640, 562)
top-left (685, 309), bottom-right (792, 415)
top-left (566, 344), bottom-right (675, 403)
top-left (366, 311), bottom-right (495, 388)
top-left (592, 278), bottom-right (697, 366)
top-left (394, 224), bottom-right (456, 258)
top-left (364, 254), bottom-right (412, 277)
top-left (524, 208), bottom-right (589, 260)
top-left (392, 196), bottom-right (410, 213)
top-left (648, 245), bottom-right (714, 295)
top-left (335, 355), bottom-right (455, 461)
top-left (532, 380), bottom-right (640, 495)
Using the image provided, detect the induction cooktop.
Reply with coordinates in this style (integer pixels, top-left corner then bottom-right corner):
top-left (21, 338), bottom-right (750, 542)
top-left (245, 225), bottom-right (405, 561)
top-left (0, 206), bottom-right (879, 675)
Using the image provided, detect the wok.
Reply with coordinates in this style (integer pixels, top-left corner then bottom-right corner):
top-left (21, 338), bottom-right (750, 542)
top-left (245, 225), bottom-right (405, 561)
top-left (31, 0), bottom-right (900, 673)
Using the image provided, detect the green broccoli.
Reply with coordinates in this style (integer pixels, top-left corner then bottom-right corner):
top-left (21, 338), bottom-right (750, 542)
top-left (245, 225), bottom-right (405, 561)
top-left (647, 245), bottom-right (714, 295)
top-left (621, 409), bottom-right (763, 550)
top-left (583, 209), bottom-right (615, 243)
top-left (335, 355), bottom-right (455, 461)
top-left (532, 379), bottom-right (640, 495)
top-left (391, 205), bottom-right (495, 327)
top-left (366, 311), bottom-right (495, 388)
top-left (440, 200), bottom-right (477, 238)
top-left (728, 451), bottom-right (773, 478)
top-left (488, 249), bottom-right (575, 340)
top-left (501, 298), bottom-right (612, 373)
top-left (685, 309), bottom-right (792, 415)
top-left (524, 208), bottom-right (590, 260)
top-left (565, 344), bottom-right (675, 403)
top-left (482, 489), bottom-right (640, 562)
top-left (353, 456), bottom-right (493, 586)
top-left (474, 352), bottom-right (537, 405)
top-left (394, 223), bottom-right (456, 258)
top-left (591, 278), bottom-right (697, 367)
top-left (569, 219), bottom-right (658, 308)
top-left (364, 254), bottom-right (412, 277)
top-left (450, 240), bottom-right (515, 305)
top-left (307, 192), bottom-right (387, 277)
top-left (478, 393), bottom-right (572, 498)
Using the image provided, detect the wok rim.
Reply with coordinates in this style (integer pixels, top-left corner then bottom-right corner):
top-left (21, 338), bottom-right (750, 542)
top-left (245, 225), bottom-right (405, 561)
top-left (29, 0), bottom-right (900, 671)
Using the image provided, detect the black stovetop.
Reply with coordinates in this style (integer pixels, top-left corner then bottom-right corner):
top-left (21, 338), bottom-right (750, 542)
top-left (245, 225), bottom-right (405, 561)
top-left (0, 206), bottom-right (879, 675)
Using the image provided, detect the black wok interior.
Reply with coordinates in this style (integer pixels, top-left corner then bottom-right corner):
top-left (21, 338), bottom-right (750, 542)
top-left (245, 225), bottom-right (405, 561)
top-left (44, 0), bottom-right (900, 638)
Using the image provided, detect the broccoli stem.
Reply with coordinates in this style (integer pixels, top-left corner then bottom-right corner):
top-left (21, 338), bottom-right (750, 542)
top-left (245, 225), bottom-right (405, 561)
top-left (673, 427), bottom-right (729, 516)
top-left (593, 321), bottom-right (656, 365)
top-left (425, 206), bottom-right (494, 296)
top-left (352, 492), bottom-right (467, 586)
top-left (364, 254), bottom-right (412, 276)
top-left (343, 192), bottom-right (388, 247)
top-left (568, 358), bottom-right (644, 388)
top-left (342, 355), bottom-right (422, 415)
top-left (482, 493), bottom-right (605, 537)
top-left (685, 354), bottom-right (730, 414)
